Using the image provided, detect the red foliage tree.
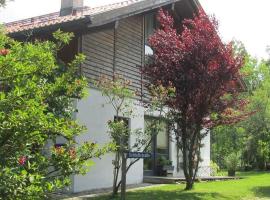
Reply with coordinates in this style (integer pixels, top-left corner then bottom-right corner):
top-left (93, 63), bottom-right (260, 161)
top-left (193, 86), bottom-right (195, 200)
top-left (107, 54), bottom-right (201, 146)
top-left (143, 9), bottom-right (247, 190)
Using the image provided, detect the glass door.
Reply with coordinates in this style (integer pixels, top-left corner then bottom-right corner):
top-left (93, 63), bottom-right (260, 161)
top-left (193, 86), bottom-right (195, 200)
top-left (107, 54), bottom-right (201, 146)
top-left (144, 117), bottom-right (169, 176)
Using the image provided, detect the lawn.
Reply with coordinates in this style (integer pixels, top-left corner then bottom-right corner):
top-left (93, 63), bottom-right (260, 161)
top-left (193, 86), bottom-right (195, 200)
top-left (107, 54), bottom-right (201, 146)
top-left (90, 172), bottom-right (270, 200)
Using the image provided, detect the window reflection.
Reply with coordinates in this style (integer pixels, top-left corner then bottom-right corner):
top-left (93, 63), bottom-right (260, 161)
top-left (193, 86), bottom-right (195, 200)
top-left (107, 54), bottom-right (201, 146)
top-left (144, 13), bottom-right (155, 63)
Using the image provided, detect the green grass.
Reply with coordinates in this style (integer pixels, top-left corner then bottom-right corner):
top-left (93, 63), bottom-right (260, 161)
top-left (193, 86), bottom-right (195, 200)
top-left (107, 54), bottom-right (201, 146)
top-left (91, 172), bottom-right (270, 200)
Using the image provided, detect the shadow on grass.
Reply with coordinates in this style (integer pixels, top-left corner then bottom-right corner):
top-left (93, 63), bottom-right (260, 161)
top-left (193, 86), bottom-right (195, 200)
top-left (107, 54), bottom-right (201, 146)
top-left (88, 189), bottom-right (230, 200)
top-left (252, 186), bottom-right (270, 198)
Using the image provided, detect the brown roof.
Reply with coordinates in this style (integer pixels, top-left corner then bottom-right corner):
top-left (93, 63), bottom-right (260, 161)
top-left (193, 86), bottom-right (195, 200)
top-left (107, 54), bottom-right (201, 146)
top-left (5, 0), bottom-right (143, 34)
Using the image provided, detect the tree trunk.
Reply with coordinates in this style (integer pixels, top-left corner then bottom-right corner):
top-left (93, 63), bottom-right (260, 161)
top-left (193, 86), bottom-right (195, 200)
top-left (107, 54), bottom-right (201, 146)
top-left (181, 123), bottom-right (202, 190)
top-left (120, 152), bottom-right (127, 200)
top-left (112, 152), bottom-right (120, 196)
top-left (185, 153), bottom-right (195, 190)
top-left (185, 177), bottom-right (194, 190)
top-left (176, 136), bottom-right (180, 172)
top-left (181, 128), bottom-right (194, 190)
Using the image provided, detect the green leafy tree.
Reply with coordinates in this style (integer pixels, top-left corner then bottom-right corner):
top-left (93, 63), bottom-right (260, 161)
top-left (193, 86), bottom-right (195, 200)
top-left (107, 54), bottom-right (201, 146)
top-left (0, 30), bottom-right (108, 199)
top-left (96, 75), bottom-right (135, 200)
top-left (211, 125), bottom-right (245, 168)
top-left (241, 59), bottom-right (270, 169)
top-left (96, 76), bottom-right (173, 200)
top-left (211, 48), bottom-right (270, 170)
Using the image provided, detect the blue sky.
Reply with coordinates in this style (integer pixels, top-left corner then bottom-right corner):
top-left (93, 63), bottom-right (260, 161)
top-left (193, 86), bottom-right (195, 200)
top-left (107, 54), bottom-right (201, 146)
top-left (1, 0), bottom-right (269, 59)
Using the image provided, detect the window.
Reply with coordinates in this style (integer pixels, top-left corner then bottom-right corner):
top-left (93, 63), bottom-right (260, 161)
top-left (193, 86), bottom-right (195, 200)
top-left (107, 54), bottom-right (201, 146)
top-left (156, 121), bottom-right (169, 157)
top-left (144, 13), bottom-right (156, 62)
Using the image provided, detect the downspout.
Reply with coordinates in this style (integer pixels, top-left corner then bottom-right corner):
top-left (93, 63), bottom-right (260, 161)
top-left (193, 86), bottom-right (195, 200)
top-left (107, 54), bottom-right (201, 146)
top-left (113, 20), bottom-right (119, 80)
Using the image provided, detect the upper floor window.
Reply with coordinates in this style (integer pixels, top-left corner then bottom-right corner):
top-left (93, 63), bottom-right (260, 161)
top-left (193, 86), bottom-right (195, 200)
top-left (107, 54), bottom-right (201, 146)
top-left (144, 12), bottom-right (156, 62)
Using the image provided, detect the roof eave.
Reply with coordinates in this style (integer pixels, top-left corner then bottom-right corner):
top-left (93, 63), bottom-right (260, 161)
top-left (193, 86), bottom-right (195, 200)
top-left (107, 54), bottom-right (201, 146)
top-left (7, 0), bottom-right (201, 37)
top-left (7, 16), bottom-right (91, 38)
top-left (87, 0), bottom-right (182, 28)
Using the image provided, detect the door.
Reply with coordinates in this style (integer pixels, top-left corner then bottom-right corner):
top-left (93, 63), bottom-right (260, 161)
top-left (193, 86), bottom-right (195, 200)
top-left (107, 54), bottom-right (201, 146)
top-left (143, 117), bottom-right (169, 176)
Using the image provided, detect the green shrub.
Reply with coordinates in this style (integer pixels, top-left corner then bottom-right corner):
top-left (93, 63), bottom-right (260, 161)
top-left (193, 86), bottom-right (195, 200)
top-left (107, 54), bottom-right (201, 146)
top-left (0, 30), bottom-right (111, 199)
top-left (210, 160), bottom-right (220, 176)
top-left (225, 153), bottom-right (240, 176)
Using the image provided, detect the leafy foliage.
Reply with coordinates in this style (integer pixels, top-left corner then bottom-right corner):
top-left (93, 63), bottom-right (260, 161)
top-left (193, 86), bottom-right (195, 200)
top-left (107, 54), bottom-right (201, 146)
top-left (211, 50), bottom-right (270, 170)
top-left (243, 59), bottom-right (270, 169)
top-left (0, 30), bottom-right (108, 199)
top-left (143, 9), bottom-right (247, 190)
top-left (211, 125), bottom-right (245, 169)
top-left (225, 153), bottom-right (240, 172)
top-left (210, 161), bottom-right (220, 176)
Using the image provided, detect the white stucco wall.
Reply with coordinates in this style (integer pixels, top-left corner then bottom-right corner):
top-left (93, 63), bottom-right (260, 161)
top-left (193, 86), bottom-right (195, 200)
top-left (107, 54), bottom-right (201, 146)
top-left (171, 131), bottom-right (211, 178)
top-left (198, 132), bottom-right (211, 177)
top-left (72, 87), bottom-right (211, 193)
top-left (72, 88), bottom-right (144, 193)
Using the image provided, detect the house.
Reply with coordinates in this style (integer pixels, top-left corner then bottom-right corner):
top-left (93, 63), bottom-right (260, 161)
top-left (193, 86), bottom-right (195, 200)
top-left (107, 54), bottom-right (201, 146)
top-left (5, 0), bottom-right (210, 193)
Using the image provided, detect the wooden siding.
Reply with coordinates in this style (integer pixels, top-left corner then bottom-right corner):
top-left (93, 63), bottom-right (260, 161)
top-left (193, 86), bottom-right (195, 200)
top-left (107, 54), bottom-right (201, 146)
top-left (81, 28), bottom-right (115, 83)
top-left (115, 15), bottom-right (143, 94)
top-left (81, 15), bottom-right (144, 99)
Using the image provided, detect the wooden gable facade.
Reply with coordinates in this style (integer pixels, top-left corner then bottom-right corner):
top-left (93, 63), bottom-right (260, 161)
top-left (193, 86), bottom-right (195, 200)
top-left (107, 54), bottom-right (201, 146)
top-left (79, 0), bottom-right (198, 100)
top-left (81, 15), bottom-right (144, 95)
